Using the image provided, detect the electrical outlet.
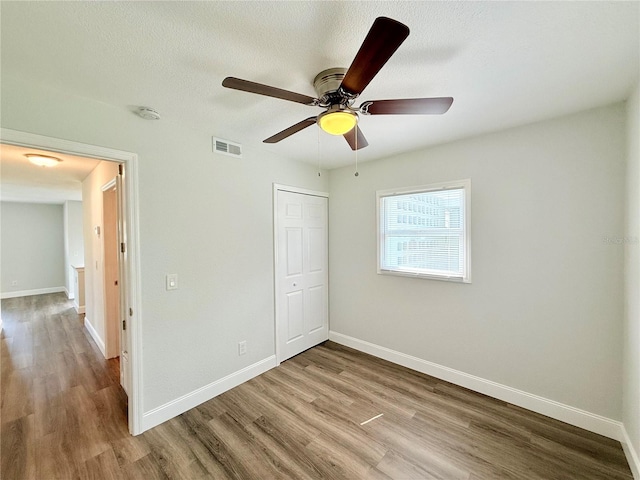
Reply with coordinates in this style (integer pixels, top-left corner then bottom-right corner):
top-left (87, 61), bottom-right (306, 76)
top-left (11, 280), bottom-right (18, 286)
top-left (238, 341), bottom-right (247, 356)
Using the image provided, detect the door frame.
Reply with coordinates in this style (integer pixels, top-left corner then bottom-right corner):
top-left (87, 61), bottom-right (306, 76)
top-left (273, 183), bottom-right (329, 365)
top-left (0, 128), bottom-right (143, 436)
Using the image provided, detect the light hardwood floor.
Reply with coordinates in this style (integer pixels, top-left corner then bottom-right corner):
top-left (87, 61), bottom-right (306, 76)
top-left (1, 293), bottom-right (633, 479)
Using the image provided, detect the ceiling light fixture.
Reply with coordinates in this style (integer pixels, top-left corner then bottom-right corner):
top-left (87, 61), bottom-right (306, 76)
top-left (317, 107), bottom-right (358, 136)
top-left (25, 154), bottom-right (63, 167)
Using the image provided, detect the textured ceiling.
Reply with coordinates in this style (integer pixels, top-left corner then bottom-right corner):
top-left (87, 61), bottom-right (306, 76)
top-left (0, 144), bottom-right (101, 204)
top-left (1, 1), bottom-right (639, 173)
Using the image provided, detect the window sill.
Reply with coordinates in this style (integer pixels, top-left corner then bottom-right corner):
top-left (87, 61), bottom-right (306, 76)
top-left (378, 269), bottom-right (471, 284)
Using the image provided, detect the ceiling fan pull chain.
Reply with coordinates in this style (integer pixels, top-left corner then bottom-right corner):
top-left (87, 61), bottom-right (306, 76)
top-left (354, 130), bottom-right (359, 177)
top-left (317, 127), bottom-right (321, 176)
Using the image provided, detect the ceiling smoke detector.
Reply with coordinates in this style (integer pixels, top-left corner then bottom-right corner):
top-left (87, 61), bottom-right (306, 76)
top-left (136, 107), bottom-right (161, 120)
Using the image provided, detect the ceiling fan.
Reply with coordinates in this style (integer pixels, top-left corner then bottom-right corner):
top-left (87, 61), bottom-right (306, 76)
top-left (222, 17), bottom-right (453, 151)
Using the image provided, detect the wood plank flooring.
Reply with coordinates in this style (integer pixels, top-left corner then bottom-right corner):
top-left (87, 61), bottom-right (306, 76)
top-left (1, 293), bottom-right (633, 479)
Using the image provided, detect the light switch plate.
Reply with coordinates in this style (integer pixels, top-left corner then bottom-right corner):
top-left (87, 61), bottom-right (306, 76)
top-left (166, 274), bottom-right (178, 291)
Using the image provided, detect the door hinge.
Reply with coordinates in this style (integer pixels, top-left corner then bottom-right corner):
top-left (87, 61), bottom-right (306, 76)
top-left (121, 242), bottom-right (126, 253)
top-left (129, 307), bottom-right (133, 316)
top-left (122, 319), bottom-right (127, 331)
top-left (118, 164), bottom-right (124, 175)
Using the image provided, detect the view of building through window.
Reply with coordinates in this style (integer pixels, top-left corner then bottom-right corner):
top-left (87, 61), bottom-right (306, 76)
top-left (378, 182), bottom-right (469, 280)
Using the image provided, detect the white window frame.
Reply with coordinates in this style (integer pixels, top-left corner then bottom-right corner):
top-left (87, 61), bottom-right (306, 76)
top-left (377, 179), bottom-right (472, 283)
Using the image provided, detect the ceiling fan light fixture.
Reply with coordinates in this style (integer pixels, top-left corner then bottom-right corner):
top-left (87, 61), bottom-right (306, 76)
top-left (318, 110), bottom-right (358, 136)
top-left (25, 154), bottom-right (63, 167)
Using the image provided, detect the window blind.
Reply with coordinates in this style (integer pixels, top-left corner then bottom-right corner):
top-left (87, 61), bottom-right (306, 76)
top-left (380, 187), bottom-right (466, 279)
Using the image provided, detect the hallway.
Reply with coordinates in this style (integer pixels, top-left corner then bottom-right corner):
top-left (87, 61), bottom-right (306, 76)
top-left (1, 293), bottom-right (129, 478)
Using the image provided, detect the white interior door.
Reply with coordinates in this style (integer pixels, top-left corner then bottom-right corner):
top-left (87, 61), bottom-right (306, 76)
top-left (276, 188), bottom-right (329, 362)
top-left (116, 166), bottom-right (130, 395)
top-left (102, 183), bottom-right (120, 359)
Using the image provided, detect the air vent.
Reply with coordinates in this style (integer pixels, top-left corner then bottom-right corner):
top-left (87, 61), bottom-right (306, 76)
top-left (212, 137), bottom-right (242, 158)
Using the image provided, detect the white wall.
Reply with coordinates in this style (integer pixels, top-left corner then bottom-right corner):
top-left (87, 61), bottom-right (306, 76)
top-left (82, 162), bottom-right (119, 351)
top-left (1, 201), bottom-right (65, 297)
top-left (63, 200), bottom-right (84, 298)
top-left (624, 83), bottom-right (640, 475)
top-left (329, 104), bottom-right (626, 420)
top-left (1, 75), bottom-right (328, 416)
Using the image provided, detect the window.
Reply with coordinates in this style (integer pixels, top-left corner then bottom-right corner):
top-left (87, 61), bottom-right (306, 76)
top-left (377, 179), bottom-right (471, 282)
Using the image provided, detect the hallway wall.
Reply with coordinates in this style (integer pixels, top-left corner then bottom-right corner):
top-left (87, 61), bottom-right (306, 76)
top-left (82, 161), bottom-right (120, 356)
top-left (1, 201), bottom-right (65, 298)
top-left (63, 200), bottom-right (84, 299)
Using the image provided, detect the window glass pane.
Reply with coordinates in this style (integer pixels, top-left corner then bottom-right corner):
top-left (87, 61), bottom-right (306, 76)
top-left (379, 185), bottom-right (468, 280)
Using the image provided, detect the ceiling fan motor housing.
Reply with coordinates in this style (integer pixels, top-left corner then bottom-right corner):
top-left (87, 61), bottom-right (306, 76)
top-left (313, 68), bottom-right (349, 105)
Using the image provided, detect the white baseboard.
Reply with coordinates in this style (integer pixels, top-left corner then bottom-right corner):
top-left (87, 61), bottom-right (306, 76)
top-left (0, 317), bottom-right (3, 332)
top-left (64, 287), bottom-right (75, 300)
top-left (141, 355), bottom-right (277, 433)
top-left (1, 286), bottom-right (65, 299)
top-left (74, 304), bottom-right (85, 314)
top-left (84, 317), bottom-right (106, 358)
top-left (329, 331), bottom-right (625, 442)
top-left (622, 425), bottom-right (640, 479)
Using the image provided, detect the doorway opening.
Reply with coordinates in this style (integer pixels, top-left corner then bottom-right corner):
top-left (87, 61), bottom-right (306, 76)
top-left (0, 128), bottom-right (142, 435)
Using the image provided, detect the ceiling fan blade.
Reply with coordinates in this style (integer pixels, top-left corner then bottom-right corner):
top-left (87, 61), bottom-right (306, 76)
top-left (340, 17), bottom-right (410, 96)
top-left (222, 77), bottom-right (318, 106)
top-left (343, 125), bottom-right (369, 150)
top-left (363, 97), bottom-right (454, 115)
top-left (264, 117), bottom-right (317, 143)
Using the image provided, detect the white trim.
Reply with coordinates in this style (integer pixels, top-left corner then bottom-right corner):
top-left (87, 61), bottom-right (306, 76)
top-left (84, 316), bottom-right (106, 357)
top-left (329, 331), bottom-right (625, 441)
top-left (272, 184), bottom-right (330, 364)
top-left (0, 317), bottom-right (3, 332)
top-left (0, 128), bottom-right (143, 436)
top-left (64, 286), bottom-right (73, 300)
top-left (273, 183), bottom-right (329, 199)
top-left (1, 129), bottom-right (135, 163)
top-left (124, 152), bottom-right (144, 435)
top-left (74, 305), bottom-right (86, 314)
top-left (1, 286), bottom-right (65, 299)
top-left (622, 425), bottom-right (640, 480)
top-left (101, 178), bottom-right (117, 191)
top-left (141, 355), bottom-right (277, 432)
